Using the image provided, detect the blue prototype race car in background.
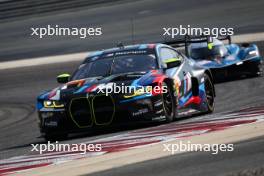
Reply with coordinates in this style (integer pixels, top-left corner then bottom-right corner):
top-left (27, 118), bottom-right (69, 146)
top-left (168, 35), bottom-right (263, 81)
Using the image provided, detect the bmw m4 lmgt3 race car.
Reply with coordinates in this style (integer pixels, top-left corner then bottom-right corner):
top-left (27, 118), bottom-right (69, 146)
top-left (37, 43), bottom-right (215, 141)
top-left (186, 35), bottom-right (263, 80)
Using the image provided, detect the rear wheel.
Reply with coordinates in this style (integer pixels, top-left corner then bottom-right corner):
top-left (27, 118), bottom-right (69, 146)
top-left (249, 61), bottom-right (263, 77)
top-left (161, 82), bottom-right (176, 122)
top-left (204, 74), bottom-right (215, 113)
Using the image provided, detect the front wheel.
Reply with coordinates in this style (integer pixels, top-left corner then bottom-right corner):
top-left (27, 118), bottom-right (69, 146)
top-left (161, 82), bottom-right (176, 122)
top-left (204, 74), bottom-right (215, 113)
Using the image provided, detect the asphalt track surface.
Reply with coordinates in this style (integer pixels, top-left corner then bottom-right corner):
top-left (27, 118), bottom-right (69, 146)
top-left (86, 136), bottom-right (264, 176)
top-left (0, 0), bottom-right (264, 61)
top-left (0, 0), bottom-right (264, 175)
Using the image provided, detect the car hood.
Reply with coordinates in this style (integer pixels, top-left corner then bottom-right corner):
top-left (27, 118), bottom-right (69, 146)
top-left (194, 55), bottom-right (240, 68)
top-left (38, 70), bottom-right (166, 101)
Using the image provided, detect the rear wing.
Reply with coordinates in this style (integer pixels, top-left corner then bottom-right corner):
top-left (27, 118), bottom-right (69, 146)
top-left (164, 35), bottom-right (232, 57)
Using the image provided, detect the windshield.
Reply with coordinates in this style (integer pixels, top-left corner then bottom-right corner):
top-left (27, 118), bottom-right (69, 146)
top-left (190, 45), bottom-right (228, 60)
top-left (71, 54), bottom-right (157, 80)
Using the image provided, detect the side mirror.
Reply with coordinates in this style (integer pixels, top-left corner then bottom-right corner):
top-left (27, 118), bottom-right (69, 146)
top-left (57, 73), bottom-right (71, 83)
top-left (164, 58), bottom-right (182, 69)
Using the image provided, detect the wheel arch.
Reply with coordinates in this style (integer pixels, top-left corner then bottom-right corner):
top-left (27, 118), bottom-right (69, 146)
top-left (163, 78), bottom-right (177, 103)
top-left (204, 69), bottom-right (216, 97)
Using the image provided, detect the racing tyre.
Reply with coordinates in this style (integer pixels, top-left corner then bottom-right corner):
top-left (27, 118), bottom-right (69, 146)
top-left (204, 74), bottom-right (215, 113)
top-left (249, 61), bottom-right (263, 77)
top-left (161, 82), bottom-right (176, 122)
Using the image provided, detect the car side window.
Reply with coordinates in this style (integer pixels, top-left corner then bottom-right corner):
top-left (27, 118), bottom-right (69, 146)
top-left (160, 47), bottom-right (183, 64)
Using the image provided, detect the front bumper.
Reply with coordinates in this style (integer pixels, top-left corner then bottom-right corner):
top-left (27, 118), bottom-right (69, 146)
top-left (38, 94), bottom-right (164, 134)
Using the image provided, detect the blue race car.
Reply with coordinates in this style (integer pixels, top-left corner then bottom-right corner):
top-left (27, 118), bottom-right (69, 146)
top-left (174, 35), bottom-right (263, 80)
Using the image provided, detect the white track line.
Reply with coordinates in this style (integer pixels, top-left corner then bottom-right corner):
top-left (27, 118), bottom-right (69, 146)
top-left (232, 32), bottom-right (264, 43)
top-left (0, 32), bottom-right (264, 70)
top-left (0, 52), bottom-right (88, 70)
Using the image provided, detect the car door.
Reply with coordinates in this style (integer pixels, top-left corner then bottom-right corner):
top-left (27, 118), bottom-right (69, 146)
top-left (159, 47), bottom-right (192, 98)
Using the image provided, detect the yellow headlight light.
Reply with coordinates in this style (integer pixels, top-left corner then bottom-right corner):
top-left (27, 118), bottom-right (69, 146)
top-left (44, 100), bottom-right (64, 108)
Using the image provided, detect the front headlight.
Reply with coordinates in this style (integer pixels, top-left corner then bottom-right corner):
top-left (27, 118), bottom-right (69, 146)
top-left (43, 100), bottom-right (64, 108)
top-left (247, 50), bottom-right (259, 59)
